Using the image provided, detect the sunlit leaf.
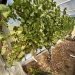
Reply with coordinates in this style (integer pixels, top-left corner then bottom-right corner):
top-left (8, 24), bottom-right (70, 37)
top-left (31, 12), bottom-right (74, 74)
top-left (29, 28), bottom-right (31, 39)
top-left (0, 34), bottom-right (3, 40)
top-left (1, 46), bottom-right (6, 55)
top-left (18, 51), bottom-right (25, 58)
top-left (0, 4), bottom-right (11, 18)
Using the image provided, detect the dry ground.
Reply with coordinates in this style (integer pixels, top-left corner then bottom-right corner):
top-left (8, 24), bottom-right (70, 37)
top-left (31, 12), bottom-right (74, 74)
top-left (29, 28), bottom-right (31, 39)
top-left (22, 40), bottom-right (75, 75)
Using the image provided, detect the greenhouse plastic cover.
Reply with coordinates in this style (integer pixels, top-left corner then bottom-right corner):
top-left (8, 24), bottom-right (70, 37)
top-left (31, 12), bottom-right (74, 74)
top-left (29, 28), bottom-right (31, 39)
top-left (54, 0), bottom-right (75, 16)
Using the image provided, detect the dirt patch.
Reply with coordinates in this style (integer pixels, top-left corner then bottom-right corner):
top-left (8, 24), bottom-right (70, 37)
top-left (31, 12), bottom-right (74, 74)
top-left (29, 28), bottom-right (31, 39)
top-left (51, 40), bottom-right (75, 75)
top-left (22, 40), bottom-right (75, 75)
top-left (22, 50), bottom-right (52, 75)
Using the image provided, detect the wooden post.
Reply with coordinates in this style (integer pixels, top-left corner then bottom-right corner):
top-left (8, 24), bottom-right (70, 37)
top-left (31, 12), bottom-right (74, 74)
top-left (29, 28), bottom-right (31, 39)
top-left (0, 13), bottom-right (2, 51)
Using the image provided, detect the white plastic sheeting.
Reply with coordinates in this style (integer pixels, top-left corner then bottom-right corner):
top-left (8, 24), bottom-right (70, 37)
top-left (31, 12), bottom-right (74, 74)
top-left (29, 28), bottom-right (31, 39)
top-left (54, 0), bottom-right (71, 6)
top-left (11, 62), bottom-right (27, 75)
top-left (54, 0), bottom-right (75, 16)
top-left (70, 54), bottom-right (75, 58)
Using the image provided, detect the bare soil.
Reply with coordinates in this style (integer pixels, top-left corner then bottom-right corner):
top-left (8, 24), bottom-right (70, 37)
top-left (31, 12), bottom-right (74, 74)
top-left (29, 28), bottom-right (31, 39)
top-left (22, 40), bottom-right (75, 75)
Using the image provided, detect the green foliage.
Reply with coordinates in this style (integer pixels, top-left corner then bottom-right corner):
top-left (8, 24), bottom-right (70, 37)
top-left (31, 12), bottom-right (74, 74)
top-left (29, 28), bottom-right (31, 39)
top-left (0, 4), bottom-right (10, 27)
top-left (0, 34), bottom-right (3, 40)
top-left (29, 68), bottom-right (42, 75)
top-left (0, 0), bottom-right (75, 65)
top-left (29, 67), bottom-right (52, 75)
top-left (0, 4), bottom-right (11, 18)
top-left (9, 0), bottom-right (74, 48)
